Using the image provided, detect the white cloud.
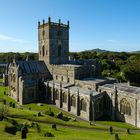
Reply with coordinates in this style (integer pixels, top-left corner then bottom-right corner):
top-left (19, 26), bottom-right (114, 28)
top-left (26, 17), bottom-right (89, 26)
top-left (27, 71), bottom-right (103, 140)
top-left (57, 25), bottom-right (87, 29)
top-left (0, 34), bottom-right (30, 43)
top-left (107, 39), bottom-right (119, 43)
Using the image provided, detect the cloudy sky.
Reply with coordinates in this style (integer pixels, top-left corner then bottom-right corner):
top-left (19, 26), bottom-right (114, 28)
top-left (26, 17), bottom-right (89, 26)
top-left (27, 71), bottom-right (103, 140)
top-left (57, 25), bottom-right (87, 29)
top-left (0, 0), bottom-right (140, 52)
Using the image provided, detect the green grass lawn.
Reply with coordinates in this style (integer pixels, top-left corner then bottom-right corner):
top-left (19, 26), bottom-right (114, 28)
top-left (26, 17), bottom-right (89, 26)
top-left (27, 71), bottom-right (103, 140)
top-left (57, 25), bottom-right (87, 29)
top-left (0, 85), bottom-right (140, 140)
top-left (0, 117), bottom-right (140, 140)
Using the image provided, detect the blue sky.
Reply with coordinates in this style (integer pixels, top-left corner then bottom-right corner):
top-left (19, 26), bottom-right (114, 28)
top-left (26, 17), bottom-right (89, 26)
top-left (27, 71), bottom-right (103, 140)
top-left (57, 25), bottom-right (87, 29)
top-left (0, 0), bottom-right (140, 52)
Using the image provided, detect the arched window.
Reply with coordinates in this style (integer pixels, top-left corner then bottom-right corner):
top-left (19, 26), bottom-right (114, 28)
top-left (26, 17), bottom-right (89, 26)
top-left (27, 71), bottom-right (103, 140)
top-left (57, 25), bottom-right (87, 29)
top-left (67, 77), bottom-right (70, 83)
top-left (71, 95), bottom-right (76, 107)
top-left (13, 74), bottom-right (16, 83)
top-left (61, 76), bottom-right (63, 81)
top-left (80, 99), bottom-right (87, 112)
top-left (56, 75), bottom-right (58, 80)
top-left (120, 98), bottom-right (131, 115)
top-left (42, 46), bottom-right (45, 56)
top-left (54, 89), bottom-right (59, 100)
top-left (63, 92), bottom-right (67, 103)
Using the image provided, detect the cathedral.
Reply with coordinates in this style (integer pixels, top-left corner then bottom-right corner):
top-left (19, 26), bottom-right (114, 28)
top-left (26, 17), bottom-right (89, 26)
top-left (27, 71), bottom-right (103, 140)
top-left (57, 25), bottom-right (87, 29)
top-left (8, 17), bottom-right (140, 128)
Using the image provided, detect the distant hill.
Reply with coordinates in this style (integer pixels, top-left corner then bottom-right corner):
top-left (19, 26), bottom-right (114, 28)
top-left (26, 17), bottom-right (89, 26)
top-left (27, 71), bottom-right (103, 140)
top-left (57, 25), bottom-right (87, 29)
top-left (84, 48), bottom-right (110, 53)
top-left (131, 51), bottom-right (140, 53)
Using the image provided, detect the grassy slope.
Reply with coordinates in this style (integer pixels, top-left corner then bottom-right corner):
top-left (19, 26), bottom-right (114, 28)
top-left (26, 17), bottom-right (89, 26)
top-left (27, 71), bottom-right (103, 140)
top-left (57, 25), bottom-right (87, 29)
top-left (0, 118), bottom-right (140, 140)
top-left (0, 86), bottom-right (140, 139)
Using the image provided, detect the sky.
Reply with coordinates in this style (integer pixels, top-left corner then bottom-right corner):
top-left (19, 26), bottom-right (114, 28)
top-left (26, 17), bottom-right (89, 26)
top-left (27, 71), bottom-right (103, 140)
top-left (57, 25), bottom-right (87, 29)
top-left (0, 0), bottom-right (140, 52)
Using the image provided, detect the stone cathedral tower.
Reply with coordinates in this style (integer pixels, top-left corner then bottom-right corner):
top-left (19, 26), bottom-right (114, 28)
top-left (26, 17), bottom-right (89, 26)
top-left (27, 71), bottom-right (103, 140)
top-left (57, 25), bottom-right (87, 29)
top-left (38, 17), bottom-right (69, 65)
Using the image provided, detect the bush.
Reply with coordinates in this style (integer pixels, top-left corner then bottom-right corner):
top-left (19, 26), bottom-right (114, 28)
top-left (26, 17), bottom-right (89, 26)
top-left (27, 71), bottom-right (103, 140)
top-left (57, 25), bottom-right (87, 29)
top-left (0, 115), bottom-right (4, 121)
top-left (9, 102), bottom-right (13, 107)
top-left (52, 124), bottom-right (57, 130)
top-left (3, 99), bottom-right (6, 105)
top-left (115, 133), bottom-right (119, 140)
top-left (21, 125), bottom-right (28, 133)
top-left (57, 112), bottom-right (63, 119)
top-left (46, 108), bottom-right (54, 117)
top-left (29, 107), bottom-right (31, 110)
top-left (10, 119), bottom-right (18, 125)
top-left (63, 116), bottom-right (70, 121)
top-left (44, 132), bottom-right (54, 137)
top-left (127, 128), bottom-right (130, 134)
top-left (31, 122), bottom-right (35, 127)
top-left (12, 103), bottom-right (15, 108)
top-left (5, 125), bottom-right (17, 135)
top-left (38, 112), bottom-right (42, 117)
top-left (36, 123), bottom-right (41, 133)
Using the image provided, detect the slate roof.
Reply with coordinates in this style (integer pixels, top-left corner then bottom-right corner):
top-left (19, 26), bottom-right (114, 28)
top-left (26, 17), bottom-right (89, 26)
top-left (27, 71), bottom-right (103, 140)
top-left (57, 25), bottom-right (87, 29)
top-left (16, 60), bottom-right (48, 74)
top-left (100, 84), bottom-right (140, 94)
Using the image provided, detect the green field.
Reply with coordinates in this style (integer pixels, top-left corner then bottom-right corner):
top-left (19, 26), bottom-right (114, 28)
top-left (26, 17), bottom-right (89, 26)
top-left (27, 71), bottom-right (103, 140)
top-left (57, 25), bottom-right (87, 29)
top-left (0, 86), bottom-right (140, 140)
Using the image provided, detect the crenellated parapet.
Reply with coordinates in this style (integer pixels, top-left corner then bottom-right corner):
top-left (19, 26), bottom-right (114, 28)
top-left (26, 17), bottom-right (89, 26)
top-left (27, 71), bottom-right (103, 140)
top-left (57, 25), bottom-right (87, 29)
top-left (38, 17), bottom-right (69, 28)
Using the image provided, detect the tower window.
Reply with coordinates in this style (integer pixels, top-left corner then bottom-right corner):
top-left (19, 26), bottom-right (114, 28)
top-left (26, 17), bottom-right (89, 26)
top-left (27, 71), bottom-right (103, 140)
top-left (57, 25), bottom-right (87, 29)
top-left (46, 50), bottom-right (48, 55)
top-left (42, 30), bottom-right (45, 37)
top-left (42, 46), bottom-right (45, 56)
top-left (57, 30), bottom-right (62, 36)
top-left (58, 45), bottom-right (61, 56)
top-left (52, 50), bottom-right (55, 55)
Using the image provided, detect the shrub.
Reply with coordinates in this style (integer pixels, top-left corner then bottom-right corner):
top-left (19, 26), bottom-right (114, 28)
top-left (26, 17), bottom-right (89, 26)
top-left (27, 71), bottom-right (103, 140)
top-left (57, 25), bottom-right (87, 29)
top-left (46, 108), bottom-right (54, 117)
top-left (57, 112), bottom-right (63, 119)
top-left (52, 124), bottom-right (57, 130)
top-left (38, 112), bottom-right (42, 117)
top-left (12, 103), bottom-right (15, 108)
top-left (0, 115), bottom-right (4, 121)
top-left (115, 133), bottom-right (119, 140)
top-left (44, 132), bottom-right (54, 137)
top-left (127, 128), bottom-right (130, 134)
top-left (3, 99), bottom-right (6, 105)
top-left (9, 102), bottom-right (13, 107)
top-left (63, 116), bottom-right (70, 121)
top-left (10, 119), bottom-right (18, 125)
top-left (36, 123), bottom-right (41, 133)
top-left (31, 122), bottom-right (35, 127)
top-left (5, 125), bottom-right (17, 135)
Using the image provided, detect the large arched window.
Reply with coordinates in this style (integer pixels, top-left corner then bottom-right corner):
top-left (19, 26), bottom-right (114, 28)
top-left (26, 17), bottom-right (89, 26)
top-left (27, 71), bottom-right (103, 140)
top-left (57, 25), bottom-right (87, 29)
top-left (120, 98), bottom-right (131, 115)
top-left (63, 92), bottom-right (67, 103)
top-left (71, 95), bottom-right (76, 107)
top-left (80, 99), bottom-right (87, 112)
top-left (95, 99), bottom-right (103, 113)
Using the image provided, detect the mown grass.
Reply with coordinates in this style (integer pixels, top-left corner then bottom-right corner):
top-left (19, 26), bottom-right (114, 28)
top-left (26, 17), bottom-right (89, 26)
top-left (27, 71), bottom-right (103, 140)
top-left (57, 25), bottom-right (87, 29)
top-left (96, 121), bottom-right (139, 130)
top-left (0, 117), bottom-right (140, 140)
